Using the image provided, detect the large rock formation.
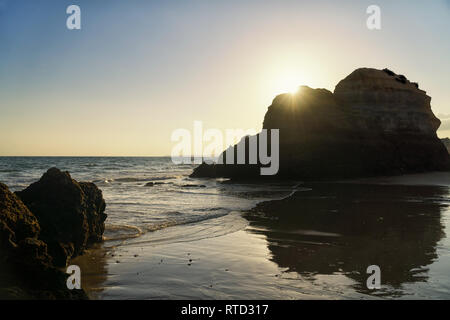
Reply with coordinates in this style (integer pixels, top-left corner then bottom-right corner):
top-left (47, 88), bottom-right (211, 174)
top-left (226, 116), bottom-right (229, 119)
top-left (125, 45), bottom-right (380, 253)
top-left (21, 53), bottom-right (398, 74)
top-left (191, 68), bottom-right (450, 179)
top-left (16, 168), bottom-right (107, 267)
top-left (0, 183), bottom-right (86, 299)
top-left (334, 68), bottom-right (440, 135)
top-left (442, 138), bottom-right (450, 154)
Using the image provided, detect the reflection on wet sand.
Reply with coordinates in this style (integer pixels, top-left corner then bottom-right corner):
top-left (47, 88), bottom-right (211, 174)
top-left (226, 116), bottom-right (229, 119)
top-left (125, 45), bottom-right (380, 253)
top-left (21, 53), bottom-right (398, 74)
top-left (244, 183), bottom-right (449, 297)
top-left (70, 244), bottom-right (109, 299)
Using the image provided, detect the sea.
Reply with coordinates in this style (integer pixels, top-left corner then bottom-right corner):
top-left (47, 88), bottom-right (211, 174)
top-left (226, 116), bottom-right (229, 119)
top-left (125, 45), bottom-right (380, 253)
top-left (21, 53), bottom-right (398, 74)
top-left (0, 157), bottom-right (294, 248)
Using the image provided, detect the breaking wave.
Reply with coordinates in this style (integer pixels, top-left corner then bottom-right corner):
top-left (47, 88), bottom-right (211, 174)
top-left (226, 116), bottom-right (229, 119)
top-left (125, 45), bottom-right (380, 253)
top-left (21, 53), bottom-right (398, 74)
top-left (103, 210), bottom-right (230, 242)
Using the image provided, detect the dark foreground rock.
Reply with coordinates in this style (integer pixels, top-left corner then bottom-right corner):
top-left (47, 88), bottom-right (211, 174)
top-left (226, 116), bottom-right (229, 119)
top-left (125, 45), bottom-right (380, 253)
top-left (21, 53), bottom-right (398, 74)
top-left (16, 168), bottom-right (107, 267)
top-left (191, 68), bottom-right (450, 180)
top-left (0, 182), bottom-right (87, 299)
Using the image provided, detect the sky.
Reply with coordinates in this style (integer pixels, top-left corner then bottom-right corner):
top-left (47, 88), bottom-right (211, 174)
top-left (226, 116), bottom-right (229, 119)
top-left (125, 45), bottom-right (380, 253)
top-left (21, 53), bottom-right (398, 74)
top-left (1, 0), bottom-right (449, 156)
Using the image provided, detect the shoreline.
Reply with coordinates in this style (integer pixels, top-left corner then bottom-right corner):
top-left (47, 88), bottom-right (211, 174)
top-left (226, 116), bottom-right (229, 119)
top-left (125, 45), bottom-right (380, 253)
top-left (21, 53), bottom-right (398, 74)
top-left (73, 171), bottom-right (450, 300)
top-left (335, 171), bottom-right (450, 187)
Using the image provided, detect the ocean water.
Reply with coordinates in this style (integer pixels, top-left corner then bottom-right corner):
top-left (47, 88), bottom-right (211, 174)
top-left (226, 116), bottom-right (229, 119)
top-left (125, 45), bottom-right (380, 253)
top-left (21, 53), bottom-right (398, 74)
top-left (0, 157), bottom-right (295, 248)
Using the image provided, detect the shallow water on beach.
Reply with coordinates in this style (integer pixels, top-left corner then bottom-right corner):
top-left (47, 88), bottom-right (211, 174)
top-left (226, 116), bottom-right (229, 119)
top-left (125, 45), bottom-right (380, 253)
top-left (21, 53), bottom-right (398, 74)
top-left (0, 157), bottom-right (294, 246)
top-left (1, 157), bottom-right (450, 299)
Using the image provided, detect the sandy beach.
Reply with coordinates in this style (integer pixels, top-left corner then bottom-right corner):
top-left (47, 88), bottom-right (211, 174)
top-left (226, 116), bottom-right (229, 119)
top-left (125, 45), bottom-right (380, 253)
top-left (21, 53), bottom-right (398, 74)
top-left (72, 172), bottom-right (450, 300)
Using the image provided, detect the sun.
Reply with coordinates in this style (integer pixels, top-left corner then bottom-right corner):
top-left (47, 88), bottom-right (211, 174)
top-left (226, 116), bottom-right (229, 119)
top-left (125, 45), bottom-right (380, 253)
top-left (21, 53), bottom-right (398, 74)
top-left (271, 73), bottom-right (304, 96)
top-left (264, 64), bottom-right (314, 100)
top-left (288, 84), bottom-right (300, 94)
top-left (280, 80), bottom-right (301, 94)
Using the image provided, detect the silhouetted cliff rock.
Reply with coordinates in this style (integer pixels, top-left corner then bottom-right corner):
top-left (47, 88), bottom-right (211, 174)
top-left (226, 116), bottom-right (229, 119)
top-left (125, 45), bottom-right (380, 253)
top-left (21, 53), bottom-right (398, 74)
top-left (16, 168), bottom-right (107, 267)
top-left (442, 138), bottom-right (450, 153)
top-left (334, 68), bottom-right (441, 136)
top-left (191, 68), bottom-right (450, 179)
top-left (0, 182), bottom-right (87, 299)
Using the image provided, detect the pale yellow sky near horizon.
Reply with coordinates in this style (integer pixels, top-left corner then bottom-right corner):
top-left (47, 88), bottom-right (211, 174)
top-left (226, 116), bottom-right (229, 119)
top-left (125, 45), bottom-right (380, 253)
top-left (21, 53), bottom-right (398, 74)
top-left (1, 1), bottom-right (449, 156)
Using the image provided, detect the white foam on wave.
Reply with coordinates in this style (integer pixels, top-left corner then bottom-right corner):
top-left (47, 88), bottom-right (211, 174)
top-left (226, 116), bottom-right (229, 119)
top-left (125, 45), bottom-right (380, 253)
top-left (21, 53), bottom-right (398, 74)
top-left (113, 211), bottom-right (249, 248)
top-left (103, 210), bottom-right (231, 243)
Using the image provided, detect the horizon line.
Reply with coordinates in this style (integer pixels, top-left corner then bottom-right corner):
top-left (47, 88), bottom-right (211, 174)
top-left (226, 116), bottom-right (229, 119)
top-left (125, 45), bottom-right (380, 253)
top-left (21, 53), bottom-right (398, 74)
top-left (0, 155), bottom-right (211, 158)
top-left (0, 155), bottom-right (173, 158)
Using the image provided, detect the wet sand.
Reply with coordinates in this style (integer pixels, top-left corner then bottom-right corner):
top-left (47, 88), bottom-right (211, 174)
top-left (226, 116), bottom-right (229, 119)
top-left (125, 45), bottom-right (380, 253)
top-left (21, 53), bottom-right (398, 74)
top-left (72, 172), bottom-right (450, 299)
top-left (341, 171), bottom-right (450, 187)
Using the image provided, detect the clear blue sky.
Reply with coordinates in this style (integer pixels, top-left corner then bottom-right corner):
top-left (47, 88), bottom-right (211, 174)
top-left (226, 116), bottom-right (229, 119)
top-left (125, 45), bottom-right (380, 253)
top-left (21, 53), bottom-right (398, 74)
top-left (1, 0), bottom-right (449, 155)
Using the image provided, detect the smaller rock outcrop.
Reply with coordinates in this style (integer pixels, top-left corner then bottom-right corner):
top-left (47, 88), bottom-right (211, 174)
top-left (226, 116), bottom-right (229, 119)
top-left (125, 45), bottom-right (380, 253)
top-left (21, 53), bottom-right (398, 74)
top-left (16, 168), bottom-right (107, 267)
top-left (144, 181), bottom-right (164, 187)
top-left (0, 183), bottom-right (86, 299)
